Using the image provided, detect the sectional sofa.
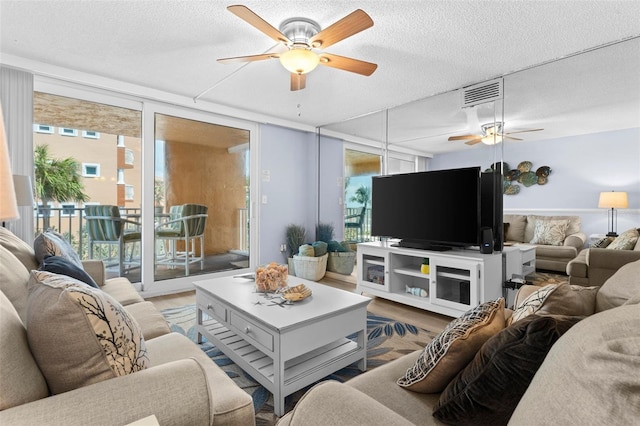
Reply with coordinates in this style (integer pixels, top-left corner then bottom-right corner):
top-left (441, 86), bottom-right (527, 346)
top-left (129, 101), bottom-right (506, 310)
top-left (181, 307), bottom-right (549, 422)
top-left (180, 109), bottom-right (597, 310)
top-left (278, 259), bottom-right (640, 425)
top-left (0, 228), bottom-right (255, 426)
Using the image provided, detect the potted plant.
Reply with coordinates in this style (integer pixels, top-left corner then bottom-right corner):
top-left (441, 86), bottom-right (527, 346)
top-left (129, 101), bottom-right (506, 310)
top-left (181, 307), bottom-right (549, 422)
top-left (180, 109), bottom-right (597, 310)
top-left (154, 177), bottom-right (165, 214)
top-left (285, 224), bottom-right (306, 276)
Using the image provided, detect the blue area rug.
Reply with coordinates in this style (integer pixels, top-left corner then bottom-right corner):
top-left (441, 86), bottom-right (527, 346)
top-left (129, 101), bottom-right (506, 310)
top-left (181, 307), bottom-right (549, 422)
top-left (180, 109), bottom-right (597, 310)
top-left (162, 304), bottom-right (436, 425)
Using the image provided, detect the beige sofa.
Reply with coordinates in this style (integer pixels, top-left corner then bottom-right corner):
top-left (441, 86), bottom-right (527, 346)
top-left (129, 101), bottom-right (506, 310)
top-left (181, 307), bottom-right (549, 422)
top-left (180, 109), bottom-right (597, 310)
top-left (567, 229), bottom-right (640, 286)
top-left (503, 214), bottom-right (587, 272)
top-left (0, 228), bottom-right (255, 426)
top-left (277, 260), bottom-right (640, 425)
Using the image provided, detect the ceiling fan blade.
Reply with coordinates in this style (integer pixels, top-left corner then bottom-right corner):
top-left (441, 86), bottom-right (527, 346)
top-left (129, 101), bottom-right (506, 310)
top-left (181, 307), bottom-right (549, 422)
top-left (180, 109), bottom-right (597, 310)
top-left (227, 5), bottom-right (291, 44)
top-left (318, 53), bottom-right (377, 76)
top-left (448, 134), bottom-right (482, 141)
top-left (310, 9), bottom-right (373, 49)
top-left (502, 135), bottom-right (523, 141)
top-left (217, 53), bottom-right (278, 64)
top-left (291, 73), bottom-right (306, 91)
top-left (504, 128), bottom-right (544, 135)
top-left (465, 138), bottom-right (482, 145)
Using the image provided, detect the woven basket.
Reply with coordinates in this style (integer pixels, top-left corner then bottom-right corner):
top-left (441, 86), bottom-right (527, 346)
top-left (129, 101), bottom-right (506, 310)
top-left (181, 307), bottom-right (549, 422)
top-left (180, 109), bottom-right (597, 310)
top-left (327, 252), bottom-right (356, 275)
top-left (292, 253), bottom-right (328, 281)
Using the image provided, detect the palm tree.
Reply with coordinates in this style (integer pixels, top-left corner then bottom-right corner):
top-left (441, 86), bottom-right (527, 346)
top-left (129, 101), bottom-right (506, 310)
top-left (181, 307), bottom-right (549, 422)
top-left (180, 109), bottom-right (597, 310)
top-left (34, 144), bottom-right (88, 230)
top-left (349, 185), bottom-right (371, 208)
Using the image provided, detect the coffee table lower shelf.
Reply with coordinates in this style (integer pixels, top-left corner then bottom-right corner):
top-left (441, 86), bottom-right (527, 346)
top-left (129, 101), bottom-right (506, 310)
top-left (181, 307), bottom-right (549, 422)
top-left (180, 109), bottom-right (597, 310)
top-left (197, 317), bottom-right (363, 411)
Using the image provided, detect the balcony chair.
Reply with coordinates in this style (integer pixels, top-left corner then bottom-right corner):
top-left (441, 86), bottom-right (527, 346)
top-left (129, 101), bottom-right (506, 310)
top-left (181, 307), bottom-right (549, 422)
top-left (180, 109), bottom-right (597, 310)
top-left (345, 206), bottom-right (367, 242)
top-left (84, 205), bottom-right (142, 276)
top-left (155, 203), bottom-right (208, 276)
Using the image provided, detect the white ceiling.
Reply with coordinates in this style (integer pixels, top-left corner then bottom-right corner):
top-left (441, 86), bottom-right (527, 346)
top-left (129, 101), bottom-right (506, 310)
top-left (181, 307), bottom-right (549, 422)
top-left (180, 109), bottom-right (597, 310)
top-left (1, 1), bottom-right (639, 155)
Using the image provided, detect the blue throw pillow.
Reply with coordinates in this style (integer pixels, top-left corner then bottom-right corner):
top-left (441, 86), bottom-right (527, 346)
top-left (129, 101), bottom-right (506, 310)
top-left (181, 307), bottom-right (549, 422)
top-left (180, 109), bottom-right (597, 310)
top-left (39, 255), bottom-right (99, 288)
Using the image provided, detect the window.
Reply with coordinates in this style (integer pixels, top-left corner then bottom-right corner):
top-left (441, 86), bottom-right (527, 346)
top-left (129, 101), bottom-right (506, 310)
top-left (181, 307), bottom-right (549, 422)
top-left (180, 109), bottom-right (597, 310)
top-left (125, 185), bottom-right (135, 201)
top-left (34, 124), bottom-right (54, 134)
top-left (82, 163), bottom-right (101, 177)
top-left (59, 127), bottom-right (78, 137)
top-left (82, 130), bottom-right (100, 139)
top-left (36, 203), bottom-right (54, 217)
top-left (60, 203), bottom-right (78, 217)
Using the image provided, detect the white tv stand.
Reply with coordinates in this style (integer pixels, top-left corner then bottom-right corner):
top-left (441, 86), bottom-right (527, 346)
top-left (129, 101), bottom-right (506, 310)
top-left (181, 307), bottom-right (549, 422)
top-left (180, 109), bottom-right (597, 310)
top-left (356, 241), bottom-right (503, 318)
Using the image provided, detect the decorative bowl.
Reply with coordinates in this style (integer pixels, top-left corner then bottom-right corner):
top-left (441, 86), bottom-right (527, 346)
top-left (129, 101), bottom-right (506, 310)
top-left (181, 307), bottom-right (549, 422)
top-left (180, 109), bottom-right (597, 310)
top-left (255, 262), bottom-right (288, 293)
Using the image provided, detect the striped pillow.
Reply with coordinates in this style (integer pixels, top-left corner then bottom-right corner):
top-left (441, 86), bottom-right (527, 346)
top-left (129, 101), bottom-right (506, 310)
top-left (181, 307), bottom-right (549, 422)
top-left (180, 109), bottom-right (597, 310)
top-left (397, 298), bottom-right (505, 393)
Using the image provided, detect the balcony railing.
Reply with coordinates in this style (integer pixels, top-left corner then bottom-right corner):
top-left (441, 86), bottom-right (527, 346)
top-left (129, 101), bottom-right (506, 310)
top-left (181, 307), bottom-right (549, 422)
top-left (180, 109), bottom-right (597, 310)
top-left (34, 206), bottom-right (141, 260)
top-left (344, 206), bottom-right (372, 242)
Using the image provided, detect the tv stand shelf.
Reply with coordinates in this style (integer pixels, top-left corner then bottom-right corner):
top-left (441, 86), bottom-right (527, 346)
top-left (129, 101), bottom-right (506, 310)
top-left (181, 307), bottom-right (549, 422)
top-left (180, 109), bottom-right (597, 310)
top-left (357, 241), bottom-right (503, 318)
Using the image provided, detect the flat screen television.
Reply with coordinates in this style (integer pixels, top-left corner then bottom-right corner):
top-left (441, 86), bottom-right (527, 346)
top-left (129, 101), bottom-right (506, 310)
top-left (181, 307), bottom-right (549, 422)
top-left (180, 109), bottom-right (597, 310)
top-left (371, 167), bottom-right (481, 250)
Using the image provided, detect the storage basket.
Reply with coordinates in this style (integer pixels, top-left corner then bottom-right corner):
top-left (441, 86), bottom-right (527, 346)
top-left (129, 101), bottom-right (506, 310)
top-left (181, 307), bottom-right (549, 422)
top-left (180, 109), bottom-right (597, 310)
top-left (327, 252), bottom-right (356, 275)
top-left (291, 253), bottom-right (328, 281)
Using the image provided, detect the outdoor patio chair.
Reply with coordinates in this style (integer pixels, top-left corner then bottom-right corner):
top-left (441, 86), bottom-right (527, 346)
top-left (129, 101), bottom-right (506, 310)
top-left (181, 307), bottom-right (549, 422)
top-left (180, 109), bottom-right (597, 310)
top-left (84, 205), bottom-right (142, 276)
top-left (345, 206), bottom-right (367, 241)
top-left (155, 203), bottom-right (208, 276)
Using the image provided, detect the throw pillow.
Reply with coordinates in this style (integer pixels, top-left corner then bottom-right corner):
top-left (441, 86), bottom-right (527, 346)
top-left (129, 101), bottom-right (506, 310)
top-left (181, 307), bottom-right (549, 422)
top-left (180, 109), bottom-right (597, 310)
top-left (591, 236), bottom-right (613, 248)
top-left (606, 228), bottom-right (639, 250)
top-left (596, 259), bottom-right (640, 312)
top-left (534, 282), bottom-right (598, 317)
top-left (397, 298), bottom-right (505, 393)
top-left (529, 219), bottom-right (569, 246)
top-left (40, 255), bottom-right (99, 288)
top-left (0, 227), bottom-right (39, 271)
top-left (26, 270), bottom-right (149, 394)
top-left (433, 314), bottom-right (583, 425)
top-left (508, 284), bottom-right (558, 325)
top-left (33, 231), bottom-right (83, 268)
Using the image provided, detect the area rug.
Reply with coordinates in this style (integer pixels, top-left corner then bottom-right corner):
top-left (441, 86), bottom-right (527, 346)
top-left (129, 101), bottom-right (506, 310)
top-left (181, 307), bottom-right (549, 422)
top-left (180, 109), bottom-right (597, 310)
top-left (162, 304), bottom-right (437, 425)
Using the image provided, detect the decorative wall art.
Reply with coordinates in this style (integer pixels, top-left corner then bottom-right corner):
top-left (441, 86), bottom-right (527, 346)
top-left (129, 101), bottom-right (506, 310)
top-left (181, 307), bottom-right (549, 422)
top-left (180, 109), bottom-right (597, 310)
top-left (486, 162), bottom-right (552, 195)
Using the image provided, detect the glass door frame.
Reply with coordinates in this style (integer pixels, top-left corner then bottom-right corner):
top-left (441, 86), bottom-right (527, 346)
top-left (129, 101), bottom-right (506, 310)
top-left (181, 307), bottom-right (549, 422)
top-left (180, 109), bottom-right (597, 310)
top-left (140, 102), bottom-right (258, 297)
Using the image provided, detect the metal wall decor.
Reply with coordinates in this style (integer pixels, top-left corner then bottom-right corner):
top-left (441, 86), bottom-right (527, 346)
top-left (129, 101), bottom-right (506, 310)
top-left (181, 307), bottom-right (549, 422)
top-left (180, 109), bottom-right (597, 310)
top-left (487, 162), bottom-right (552, 195)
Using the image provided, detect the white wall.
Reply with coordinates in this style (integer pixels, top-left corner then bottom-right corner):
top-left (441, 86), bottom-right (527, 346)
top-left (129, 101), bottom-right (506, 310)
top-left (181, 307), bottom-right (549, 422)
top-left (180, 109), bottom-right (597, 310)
top-left (429, 128), bottom-right (640, 241)
top-left (259, 124), bottom-right (318, 264)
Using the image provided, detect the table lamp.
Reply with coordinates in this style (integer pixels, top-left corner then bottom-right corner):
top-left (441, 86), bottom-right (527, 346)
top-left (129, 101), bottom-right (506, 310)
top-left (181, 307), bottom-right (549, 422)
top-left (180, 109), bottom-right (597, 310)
top-left (598, 191), bottom-right (628, 237)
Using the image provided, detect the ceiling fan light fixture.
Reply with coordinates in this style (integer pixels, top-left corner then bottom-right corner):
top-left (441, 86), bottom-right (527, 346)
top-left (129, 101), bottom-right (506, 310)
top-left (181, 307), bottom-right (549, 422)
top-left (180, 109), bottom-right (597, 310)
top-left (279, 47), bottom-right (319, 74)
top-left (481, 134), bottom-right (503, 145)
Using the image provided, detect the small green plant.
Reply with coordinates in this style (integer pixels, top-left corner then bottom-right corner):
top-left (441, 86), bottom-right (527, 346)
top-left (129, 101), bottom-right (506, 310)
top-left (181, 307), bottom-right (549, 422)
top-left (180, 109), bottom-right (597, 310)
top-left (316, 222), bottom-right (334, 243)
top-left (285, 224), bottom-right (306, 258)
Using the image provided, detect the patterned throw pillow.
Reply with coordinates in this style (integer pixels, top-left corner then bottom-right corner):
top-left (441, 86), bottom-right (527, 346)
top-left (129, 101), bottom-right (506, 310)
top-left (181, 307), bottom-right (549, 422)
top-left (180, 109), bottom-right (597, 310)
top-left (529, 219), bottom-right (569, 246)
top-left (509, 284), bottom-right (558, 325)
top-left (39, 255), bottom-right (99, 288)
top-left (397, 298), bottom-right (505, 393)
top-left (26, 270), bottom-right (148, 394)
top-left (33, 231), bottom-right (83, 268)
top-left (591, 236), bottom-right (613, 248)
top-left (606, 228), bottom-right (639, 250)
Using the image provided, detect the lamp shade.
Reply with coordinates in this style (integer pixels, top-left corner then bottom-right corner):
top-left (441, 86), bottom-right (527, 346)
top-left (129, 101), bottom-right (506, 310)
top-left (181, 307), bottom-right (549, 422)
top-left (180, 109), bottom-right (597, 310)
top-left (0, 103), bottom-right (19, 222)
top-left (279, 48), bottom-right (319, 74)
top-left (598, 191), bottom-right (628, 209)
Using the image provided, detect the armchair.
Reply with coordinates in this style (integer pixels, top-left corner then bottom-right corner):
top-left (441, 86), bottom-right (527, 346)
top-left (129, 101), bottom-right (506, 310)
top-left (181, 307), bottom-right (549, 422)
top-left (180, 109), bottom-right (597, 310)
top-left (345, 206), bottom-right (366, 242)
top-left (84, 205), bottom-right (141, 276)
top-left (155, 204), bottom-right (208, 276)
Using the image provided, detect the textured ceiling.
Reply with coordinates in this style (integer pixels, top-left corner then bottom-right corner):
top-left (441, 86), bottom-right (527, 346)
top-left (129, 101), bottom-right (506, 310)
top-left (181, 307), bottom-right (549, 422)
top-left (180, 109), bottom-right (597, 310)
top-left (2, 1), bottom-right (640, 154)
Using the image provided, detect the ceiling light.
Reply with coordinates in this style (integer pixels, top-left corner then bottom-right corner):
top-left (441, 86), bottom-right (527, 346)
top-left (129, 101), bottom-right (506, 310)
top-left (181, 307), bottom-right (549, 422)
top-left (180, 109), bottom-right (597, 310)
top-left (481, 134), bottom-right (504, 145)
top-left (481, 122), bottom-right (504, 145)
top-left (279, 47), bottom-right (319, 74)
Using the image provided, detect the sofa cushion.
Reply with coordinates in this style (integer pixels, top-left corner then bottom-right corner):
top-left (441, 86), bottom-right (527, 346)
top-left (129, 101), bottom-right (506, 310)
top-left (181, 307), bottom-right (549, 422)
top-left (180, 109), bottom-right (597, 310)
top-left (591, 236), bottom-right (613, 248)
top-left (0, 227), bottom-right (39, 271)
top-left (434, 314), bottom-right (582, 425)
top-left (40, 255), bottom-right (99, 288)
top-left (509, 304), bottom-right (640, 425)
top-left (27, 270), bottom-right (149, 394)
top-left (0, 291), bottom-right (49, 410)
top-left (525, 215), bottom-right (580, 242)
top-left (596, 259), bottom-right (640, 312)
top-left (0, 245), bottom-right (31, 324)
top-left (503, 215), bottom-right (526, 242)
top-left (123, 301), bottom-right (171, 340)
top-left (510, 282), bottom-right (597, 326)
top-left (397, 298), bottom-right (505, 393)
top-left (529, 219), bottom-right (569, 246)
top-left (606, 228), bottom-right (639, 250)
top-left (33, 231), bottom-right (83, 268)
top-left (100, 276), bottom-right (145, 305)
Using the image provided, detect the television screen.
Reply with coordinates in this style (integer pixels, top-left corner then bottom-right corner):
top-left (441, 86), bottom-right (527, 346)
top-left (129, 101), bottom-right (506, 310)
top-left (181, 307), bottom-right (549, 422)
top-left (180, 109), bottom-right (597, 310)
top-left (371, 167), bottom-right (481, 249)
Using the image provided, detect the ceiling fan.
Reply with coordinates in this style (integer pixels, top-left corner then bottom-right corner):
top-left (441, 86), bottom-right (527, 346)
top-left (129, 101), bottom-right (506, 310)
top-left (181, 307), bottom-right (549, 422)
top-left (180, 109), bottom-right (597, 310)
top-left (217, 5), bottom-right (377, 91)
top-left (448, 122), bottom-right (544, 146)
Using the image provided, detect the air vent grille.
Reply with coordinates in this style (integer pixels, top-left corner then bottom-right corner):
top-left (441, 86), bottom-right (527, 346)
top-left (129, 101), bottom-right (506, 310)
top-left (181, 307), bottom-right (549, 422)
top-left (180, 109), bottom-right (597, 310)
top-left (461, 79), bottom-right (503, 108)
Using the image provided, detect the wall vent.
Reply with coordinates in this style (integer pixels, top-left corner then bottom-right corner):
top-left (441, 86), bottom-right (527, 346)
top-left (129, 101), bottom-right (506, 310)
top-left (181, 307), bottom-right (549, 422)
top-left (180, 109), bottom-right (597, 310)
top-left (461, 79), bottom-right (503, 108)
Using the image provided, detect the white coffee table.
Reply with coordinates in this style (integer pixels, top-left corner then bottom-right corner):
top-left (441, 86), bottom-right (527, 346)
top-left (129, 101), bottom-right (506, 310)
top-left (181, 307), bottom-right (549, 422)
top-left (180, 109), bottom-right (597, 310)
top-left (193, 276), bottom-right (371, 416)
